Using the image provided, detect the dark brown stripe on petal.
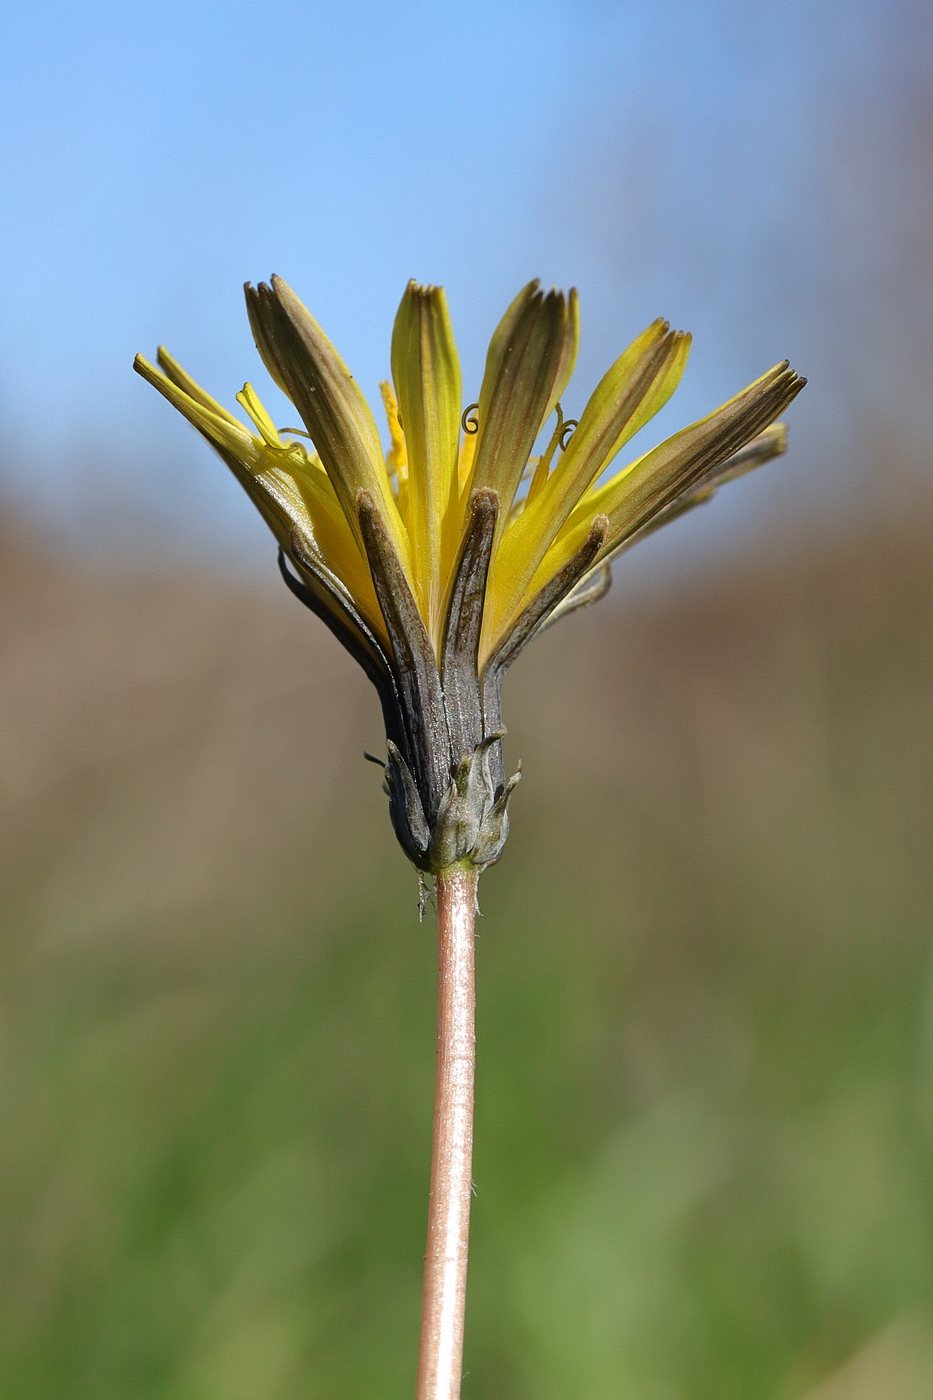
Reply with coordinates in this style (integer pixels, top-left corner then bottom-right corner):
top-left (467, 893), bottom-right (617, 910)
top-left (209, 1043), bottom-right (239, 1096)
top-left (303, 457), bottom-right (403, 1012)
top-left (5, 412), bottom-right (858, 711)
top-left (602, 365), bottom-right (806, 560)
top-left (244, 283), bottom-right (291, 396)
top-left (440, 488), bottom-right (499, 763)
top-left (357, 491), bottom-right (451, 822)
top-left (471, 285), bottom-right (576, 525)
top-left (605, 424), bottom-right (792, 561)
top-left (246, 281), bottom-right (393, 554)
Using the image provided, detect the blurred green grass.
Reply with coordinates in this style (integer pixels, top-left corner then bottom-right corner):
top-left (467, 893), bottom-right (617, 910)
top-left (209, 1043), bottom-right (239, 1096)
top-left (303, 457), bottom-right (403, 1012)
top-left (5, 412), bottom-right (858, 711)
top-left (1, 505), bottom-right (932, 1399)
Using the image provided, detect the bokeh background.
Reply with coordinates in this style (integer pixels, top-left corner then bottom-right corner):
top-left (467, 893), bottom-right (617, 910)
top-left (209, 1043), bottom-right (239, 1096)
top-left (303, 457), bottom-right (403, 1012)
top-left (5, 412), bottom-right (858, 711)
top-left (2, 1), bottom-right (933, 1396)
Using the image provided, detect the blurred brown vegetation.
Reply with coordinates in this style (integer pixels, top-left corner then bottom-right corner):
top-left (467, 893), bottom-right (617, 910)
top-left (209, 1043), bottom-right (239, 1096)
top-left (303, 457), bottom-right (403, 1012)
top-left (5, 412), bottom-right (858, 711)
top-left (1, 492), bottom-right (932, 1399)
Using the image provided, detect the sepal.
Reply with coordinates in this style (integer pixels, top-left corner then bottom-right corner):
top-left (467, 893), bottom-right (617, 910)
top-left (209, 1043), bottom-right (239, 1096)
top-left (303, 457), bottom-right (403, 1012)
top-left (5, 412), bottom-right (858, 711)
top-left (385, 740), bottom-right (432, 866)
top-left (382, 733), bottom-right (521, 874)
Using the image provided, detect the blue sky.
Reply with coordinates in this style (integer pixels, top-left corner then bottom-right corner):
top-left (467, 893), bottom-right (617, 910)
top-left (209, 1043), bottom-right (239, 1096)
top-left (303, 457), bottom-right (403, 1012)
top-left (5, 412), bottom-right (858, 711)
top-left (1, 0), bottom-right (929, 571)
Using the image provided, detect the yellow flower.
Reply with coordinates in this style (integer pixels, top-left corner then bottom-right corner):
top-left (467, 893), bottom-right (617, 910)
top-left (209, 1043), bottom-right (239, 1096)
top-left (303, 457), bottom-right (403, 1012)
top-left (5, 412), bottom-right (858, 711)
top-left (135, 276), bottom-right (804, 873)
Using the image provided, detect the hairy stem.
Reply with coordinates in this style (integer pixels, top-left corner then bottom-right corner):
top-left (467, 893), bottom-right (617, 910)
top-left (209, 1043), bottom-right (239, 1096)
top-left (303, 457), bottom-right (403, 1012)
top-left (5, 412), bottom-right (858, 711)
top-left (415, 865), bottom-right (478, 1400)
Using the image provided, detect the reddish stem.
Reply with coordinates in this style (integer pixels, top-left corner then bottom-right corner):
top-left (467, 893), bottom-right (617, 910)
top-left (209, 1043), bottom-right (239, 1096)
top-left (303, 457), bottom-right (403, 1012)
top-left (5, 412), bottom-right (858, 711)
top-left (415, 865), bottom-right (478, 1400)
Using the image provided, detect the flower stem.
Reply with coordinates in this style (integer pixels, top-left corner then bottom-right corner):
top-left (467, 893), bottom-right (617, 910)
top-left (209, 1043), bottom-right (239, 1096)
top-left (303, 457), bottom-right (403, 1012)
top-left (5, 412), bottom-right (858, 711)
top-left (415, 864), bottom-right (478, 1400)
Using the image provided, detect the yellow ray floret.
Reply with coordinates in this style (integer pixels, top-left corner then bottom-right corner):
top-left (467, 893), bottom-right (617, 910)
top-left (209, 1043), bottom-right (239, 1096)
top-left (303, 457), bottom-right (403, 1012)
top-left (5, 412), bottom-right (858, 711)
top-left (498, 361), bottom-right (805, 661)
top-left (136, 276), bottom-right (804, 676)
top-left (134, 350), bottom-right (385, 643)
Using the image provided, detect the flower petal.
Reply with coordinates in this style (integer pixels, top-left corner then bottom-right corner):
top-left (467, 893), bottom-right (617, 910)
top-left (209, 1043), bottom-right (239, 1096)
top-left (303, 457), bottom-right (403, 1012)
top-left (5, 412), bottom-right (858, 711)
top-left (604, 420), bottom-right (790, 552)
top-left (557, 321), bottom-right (691, 498)
top-left (479, 514), bottom-right (608, 689)
top-left (390, 281), bottom-right (462, 635)
top-left (484, 319), bottom-right (689, 639)
top-left (135, 352), bottom-right (385, 638)
top-left (531, 423), bottom-right (788, 638)
top-left (244, 286), bottom-right (291, 397)
top-left (466, 281), bottom-right (578, 537)
top-left (156, 347), bottom-right (245, 427)
top-left (245, 277), bottom-right (411, 577)
top-left (134, 354), bottom-right (290, 544)
top-left (135, 353), bottom-right (256, 459)
top-left (531, 363), bottom-right (806, 601)
top-left (276, 461), bottom-right (385, 638)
